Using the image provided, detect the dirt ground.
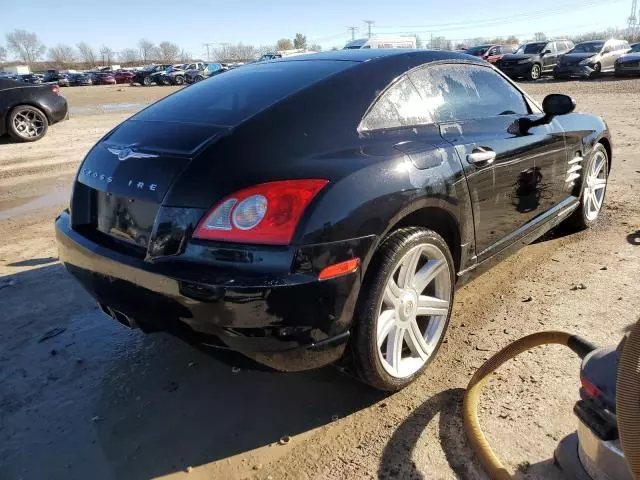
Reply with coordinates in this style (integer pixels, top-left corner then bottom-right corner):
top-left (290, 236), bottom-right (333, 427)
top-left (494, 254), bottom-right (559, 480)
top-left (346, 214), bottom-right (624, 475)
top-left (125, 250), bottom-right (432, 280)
top-left (1, 81), bottom-right (639, 480)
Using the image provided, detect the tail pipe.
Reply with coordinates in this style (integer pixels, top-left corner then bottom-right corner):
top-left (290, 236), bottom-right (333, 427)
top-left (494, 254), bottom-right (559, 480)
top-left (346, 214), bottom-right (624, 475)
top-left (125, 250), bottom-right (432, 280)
top-left (462, 327), bottom-right (640, 479)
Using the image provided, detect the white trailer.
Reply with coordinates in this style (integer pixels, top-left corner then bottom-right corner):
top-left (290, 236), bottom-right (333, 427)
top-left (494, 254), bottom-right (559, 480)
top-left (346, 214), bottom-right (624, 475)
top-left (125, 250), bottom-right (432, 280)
top-left (3, 65), bottom-right (30, 75)
top-left (344, 37), bottom-right (417, 50)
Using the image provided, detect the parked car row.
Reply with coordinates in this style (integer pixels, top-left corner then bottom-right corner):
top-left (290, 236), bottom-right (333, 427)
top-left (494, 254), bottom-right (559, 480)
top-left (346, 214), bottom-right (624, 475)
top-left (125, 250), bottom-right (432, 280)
top-left (134, 62), bottom-right (229, 86)
top-left (465, 38), bottom-right (639, 81)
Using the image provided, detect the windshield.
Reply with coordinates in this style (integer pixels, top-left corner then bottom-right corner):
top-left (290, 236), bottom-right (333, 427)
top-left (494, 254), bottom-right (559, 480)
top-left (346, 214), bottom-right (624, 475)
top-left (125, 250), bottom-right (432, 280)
top-left (134, 60), bottom-right (353, 126)
top-left (465, 45), bottom-right (490, 56)
top-left (570, 42), bottom-right (604, 54)
top-left (516, 42), bottom-right (547, 54)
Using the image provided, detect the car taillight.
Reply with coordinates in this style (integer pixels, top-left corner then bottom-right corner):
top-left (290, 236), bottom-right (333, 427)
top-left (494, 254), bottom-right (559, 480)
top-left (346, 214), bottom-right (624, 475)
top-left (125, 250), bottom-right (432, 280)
top-left (193, 179), bottom-right (328, 245)
top-left (51, 85), bottom-right (60, 95)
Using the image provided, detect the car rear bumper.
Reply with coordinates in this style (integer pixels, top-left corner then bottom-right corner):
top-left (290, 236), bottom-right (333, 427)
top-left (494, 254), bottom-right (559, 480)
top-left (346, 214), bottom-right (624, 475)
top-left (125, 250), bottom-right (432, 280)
top-left (55, 211), bottom-right (371, 371)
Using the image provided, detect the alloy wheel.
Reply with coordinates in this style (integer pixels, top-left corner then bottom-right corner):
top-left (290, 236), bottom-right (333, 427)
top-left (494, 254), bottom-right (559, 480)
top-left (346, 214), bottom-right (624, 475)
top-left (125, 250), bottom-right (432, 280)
top-left (531, 64), bottom-right (541, 80)
top-left (13, 109), bottom-right (46, 139)
top-left (376, 243), bottom-right (452, 378)
top-left (583, 150), bottom-right (608, 221)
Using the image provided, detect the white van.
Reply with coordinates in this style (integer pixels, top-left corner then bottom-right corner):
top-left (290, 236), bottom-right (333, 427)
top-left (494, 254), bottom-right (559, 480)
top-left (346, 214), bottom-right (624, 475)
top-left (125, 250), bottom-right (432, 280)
top-left (344, 37), bottom-right (417, 49)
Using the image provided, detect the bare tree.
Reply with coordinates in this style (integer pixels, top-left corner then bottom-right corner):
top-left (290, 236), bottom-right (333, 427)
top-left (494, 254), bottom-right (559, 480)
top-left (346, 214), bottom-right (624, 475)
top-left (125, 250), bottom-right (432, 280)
top-left (158, 41), bottom-right (180, 63)
top-left (293, 33), bottom-right (307, 50)
top-left (276, 38), bottom-right (294, 51)
top-left (179, 49), bottom-right (191, 62)
top-left (77, 42), bottom-right (97, 67)
top-left (213, 43), bottom-right (256, 62)
top-left (138, 38), bottom-right (157, 63)
top-left (5, 29), bottom-right (45, 64)
top-left (119, 48), bottom-right (140, 64)
top-left (99, 46), bottom-right (115, 65)
top-left (309, 43), bottom-right (322, 52)
top-left (0, 45), bottom-right (7, 63)
top-left (534, 32), bottom-right (547, 41)
top-left (48, 44), bottom-right (76, 66)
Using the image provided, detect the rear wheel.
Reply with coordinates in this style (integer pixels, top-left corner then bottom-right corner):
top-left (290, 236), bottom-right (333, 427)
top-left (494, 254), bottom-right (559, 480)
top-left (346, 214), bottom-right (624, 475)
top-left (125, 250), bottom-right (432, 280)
top-left (174, 75), bottom-right (185, 85)
top-left (528, 63), bottom-right (542, 80)
top-left (565, 143), bottom-right (609, 230)
top-left (194, 75), bottom-right (204, 83)
top-left (143, 76), bottom-right (152, 86)
top-left (351, 227), bottom-right (455, 391)
top-left (7, 105), bottom-right (49, 142)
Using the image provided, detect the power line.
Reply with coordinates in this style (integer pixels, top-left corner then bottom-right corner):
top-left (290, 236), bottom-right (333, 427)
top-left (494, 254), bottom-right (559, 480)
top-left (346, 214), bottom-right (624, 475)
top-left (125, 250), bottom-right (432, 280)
top-left (347, 26), bottom-right (358, 40)
top-left (374, 0), bottom-right (624, 31)
top-left (203, 43), bottom-right (215, 61)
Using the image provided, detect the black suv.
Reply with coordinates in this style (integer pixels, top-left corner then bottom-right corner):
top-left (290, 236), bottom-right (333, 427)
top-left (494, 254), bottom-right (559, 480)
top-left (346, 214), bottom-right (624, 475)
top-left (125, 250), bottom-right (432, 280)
top-left (497, 40), bottom-right (574, 80)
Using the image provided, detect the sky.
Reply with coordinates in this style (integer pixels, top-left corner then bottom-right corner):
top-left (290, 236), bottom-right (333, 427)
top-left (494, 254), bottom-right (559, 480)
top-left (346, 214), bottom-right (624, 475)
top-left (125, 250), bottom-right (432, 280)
top-left (1, 0), bottom-right (634, 60)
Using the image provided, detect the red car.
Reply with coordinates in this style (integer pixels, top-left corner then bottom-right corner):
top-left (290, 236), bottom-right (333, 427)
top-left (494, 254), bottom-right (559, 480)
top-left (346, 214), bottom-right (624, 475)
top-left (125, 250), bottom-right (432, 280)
top-left (114, 71), bottom-right (134, 84)
top-left (465, 44), bottom-right (517, 64)
top-left (93, 73), bottom-right (117, 85)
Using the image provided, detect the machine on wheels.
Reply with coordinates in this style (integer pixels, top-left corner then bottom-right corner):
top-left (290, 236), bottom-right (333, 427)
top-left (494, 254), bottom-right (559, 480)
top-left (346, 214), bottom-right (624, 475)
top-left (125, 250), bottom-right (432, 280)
top-left (463, 321), bottom-right (640, 480)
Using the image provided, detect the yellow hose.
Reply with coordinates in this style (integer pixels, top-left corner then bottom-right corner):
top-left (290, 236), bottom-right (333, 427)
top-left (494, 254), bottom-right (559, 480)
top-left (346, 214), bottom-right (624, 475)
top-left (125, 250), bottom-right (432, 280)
top-left (462, 326), bottom-right (640, 479)
top-left (463, 331), bottom-right (573, 480)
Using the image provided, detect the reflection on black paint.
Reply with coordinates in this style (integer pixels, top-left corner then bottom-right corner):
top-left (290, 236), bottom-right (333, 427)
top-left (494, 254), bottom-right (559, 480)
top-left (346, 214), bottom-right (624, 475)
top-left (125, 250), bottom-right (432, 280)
top-left (512, 167), bottom-right (551, 214)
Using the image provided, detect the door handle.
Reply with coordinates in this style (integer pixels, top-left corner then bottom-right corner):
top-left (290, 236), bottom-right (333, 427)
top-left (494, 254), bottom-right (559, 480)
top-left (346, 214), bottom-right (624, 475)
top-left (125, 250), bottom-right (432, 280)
top-left (467, 148), bottom-right (496, 165)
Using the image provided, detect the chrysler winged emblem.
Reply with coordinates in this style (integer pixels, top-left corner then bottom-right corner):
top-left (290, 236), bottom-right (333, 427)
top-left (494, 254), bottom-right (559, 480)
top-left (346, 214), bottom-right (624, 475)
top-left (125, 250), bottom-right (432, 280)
top-left (107, 146), bottom-right (158, 161)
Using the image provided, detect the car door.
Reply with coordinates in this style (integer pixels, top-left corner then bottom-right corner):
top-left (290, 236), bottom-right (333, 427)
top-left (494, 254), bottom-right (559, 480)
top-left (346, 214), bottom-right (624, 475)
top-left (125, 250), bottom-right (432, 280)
top-left (408, 63), bottom-right (568, 259)
top-left (542, 42), bottom-right (557, 71)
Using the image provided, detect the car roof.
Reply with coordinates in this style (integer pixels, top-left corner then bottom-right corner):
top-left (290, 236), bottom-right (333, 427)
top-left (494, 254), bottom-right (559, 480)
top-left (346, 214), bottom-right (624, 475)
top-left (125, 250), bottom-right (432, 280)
top-left (275, 49), bottom-right (483, 64)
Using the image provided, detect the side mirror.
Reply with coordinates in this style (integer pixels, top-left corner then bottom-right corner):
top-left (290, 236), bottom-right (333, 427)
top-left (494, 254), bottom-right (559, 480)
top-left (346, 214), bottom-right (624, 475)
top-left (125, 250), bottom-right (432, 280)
top-left (542, 49), bottom-right (552, 55)
top-left (510, 94), bottom-right (576, 136)
top-left (542, 94), bottom-right (576, 116)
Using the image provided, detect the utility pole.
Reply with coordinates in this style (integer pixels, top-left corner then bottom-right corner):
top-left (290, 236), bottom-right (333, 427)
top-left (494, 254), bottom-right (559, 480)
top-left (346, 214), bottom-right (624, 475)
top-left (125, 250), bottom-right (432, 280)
top-left (347, 26), bottom-right (358, 40)
top-left (203, 43), bottom-right (215, 61)
top-left (364, 20), bottom-right (375, 38)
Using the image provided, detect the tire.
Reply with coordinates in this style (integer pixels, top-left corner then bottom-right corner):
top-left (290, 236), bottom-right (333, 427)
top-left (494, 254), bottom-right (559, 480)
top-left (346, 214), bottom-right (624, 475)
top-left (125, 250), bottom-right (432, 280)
top-left (174, 75), bottom-right (184, 85)
top-left (194, 75), bottom-right (204, 83)
top-left (565, 143), bottom-right (609, 230)
top-left (143, 76), bottom-right (152, 86)
top-left (7, 105), bottom-right (49, 142)
top-left (350, 227), bottom-right (455, 391)
top-left (528, 63), bottom-right (542, 81)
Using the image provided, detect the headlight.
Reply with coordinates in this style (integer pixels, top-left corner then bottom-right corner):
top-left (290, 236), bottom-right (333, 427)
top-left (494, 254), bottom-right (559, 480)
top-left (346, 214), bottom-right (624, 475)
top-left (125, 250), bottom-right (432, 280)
top-left (517, 58), bottom-right (532, 64)
top-left (579, 57), bottom-right (593, 66)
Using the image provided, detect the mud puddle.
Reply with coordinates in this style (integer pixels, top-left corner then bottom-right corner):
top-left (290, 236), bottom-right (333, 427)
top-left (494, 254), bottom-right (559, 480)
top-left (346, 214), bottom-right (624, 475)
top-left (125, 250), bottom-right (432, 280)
top-left (0, 187), bottom-right (70, 221)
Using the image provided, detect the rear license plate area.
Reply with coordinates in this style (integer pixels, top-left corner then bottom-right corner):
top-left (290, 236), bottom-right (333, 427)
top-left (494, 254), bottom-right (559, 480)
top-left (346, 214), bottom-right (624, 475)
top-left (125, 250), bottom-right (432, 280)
top-left (94, 190), bottom-right (158, 250)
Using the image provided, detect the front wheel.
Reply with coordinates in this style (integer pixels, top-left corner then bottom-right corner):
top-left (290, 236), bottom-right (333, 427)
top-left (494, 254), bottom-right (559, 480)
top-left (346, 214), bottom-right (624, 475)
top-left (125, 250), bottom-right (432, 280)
top-left (350, 227), bottom-right (455, 391)
top-left (7, 105), bottom-right (49, 142)
top-left (528, 63), bottom-right (542, 81)
top-left (173, 75), bottom-right (184, 85)
top-left (565, 143), bottom-right (609, 230)
top-left (143, 76), bottom-right (152, 86)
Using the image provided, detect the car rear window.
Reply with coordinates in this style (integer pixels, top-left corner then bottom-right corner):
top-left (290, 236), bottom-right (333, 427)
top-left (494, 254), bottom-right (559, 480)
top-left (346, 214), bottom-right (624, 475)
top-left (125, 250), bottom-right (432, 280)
top-left (133, 60), bottom-right (354, 126)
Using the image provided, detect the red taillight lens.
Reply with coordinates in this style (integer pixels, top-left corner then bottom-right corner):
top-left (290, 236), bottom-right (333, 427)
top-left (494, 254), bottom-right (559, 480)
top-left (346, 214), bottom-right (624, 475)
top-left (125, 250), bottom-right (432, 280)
top-left (581, 376), bottom-right (602, 398)
top-left (51, 85), bottom-right (60, 95)
top-left (193, 179), bottom-right (328, 245)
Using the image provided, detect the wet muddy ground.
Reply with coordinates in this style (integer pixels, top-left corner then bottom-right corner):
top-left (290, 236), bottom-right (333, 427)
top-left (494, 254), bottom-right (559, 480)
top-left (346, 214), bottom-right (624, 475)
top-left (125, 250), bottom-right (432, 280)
top-left (1, 82), bottom-right (639, 480)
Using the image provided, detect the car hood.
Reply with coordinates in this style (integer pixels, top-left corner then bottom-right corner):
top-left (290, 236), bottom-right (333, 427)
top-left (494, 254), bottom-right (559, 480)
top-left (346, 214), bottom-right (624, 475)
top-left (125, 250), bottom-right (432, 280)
top-left (500, 54), bottom-right (536, 61)
top-left (619, 53), bottom-right (640, 62)
top-left (562, 52), bottom-right (595, 60)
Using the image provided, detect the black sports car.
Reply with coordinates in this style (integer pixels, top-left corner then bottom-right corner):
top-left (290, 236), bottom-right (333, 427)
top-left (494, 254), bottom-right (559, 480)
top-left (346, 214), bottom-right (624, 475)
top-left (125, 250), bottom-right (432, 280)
top-left (0, 78), bottom-right (68, 142)
top-left (56, 50), bottom-right (611, 391)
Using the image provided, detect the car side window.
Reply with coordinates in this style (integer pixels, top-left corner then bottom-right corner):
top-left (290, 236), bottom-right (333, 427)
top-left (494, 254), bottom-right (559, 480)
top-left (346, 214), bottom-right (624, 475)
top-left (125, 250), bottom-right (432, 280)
top-left (408, 64), bottom-right (529, 123)
top-left (360, 76), bottom-right (433, 131)
top-left (547, 42), bottom-right (557, 53)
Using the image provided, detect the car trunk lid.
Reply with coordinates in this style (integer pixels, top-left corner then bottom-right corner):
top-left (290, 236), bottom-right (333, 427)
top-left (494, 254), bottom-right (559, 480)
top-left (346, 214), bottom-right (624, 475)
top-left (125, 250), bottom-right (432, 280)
top-left (72, 120), bottom-right (229, 251)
